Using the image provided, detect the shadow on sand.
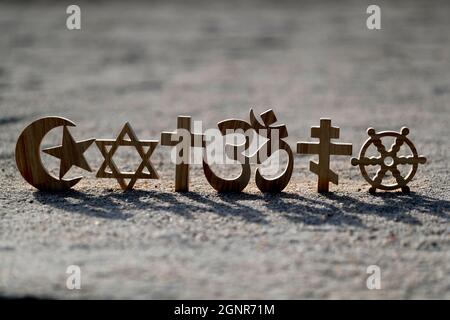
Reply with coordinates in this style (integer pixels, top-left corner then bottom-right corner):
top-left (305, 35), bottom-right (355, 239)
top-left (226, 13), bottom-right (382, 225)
top-left (33, 189), bottom-right (450, 228)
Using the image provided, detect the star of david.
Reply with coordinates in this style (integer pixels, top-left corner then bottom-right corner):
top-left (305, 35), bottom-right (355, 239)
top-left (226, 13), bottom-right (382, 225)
top-left (96, 123), bottom-right (159, 190)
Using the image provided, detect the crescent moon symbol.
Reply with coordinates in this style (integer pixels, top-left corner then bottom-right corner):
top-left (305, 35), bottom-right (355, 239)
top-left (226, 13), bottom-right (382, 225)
top-left (15, 117), bottom-right (82, 191)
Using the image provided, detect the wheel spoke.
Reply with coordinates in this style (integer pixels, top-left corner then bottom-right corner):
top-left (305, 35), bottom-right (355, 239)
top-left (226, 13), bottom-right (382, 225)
top-left (355, 156), bottom-right (383, 166)
top-left (390, 167), bottom-right (407, 186)
top-left (396, 155), bottom-right (425, 165)
top-left (373, 167), bottom-right (387, 184)
top-left (389, 137), bottom-right (404, 154)
top-left (373, 137), bottom-right (387, 154)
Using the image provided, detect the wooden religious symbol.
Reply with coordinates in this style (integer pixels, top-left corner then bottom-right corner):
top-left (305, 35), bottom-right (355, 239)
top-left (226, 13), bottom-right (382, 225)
top-left (203, 109), bottom-right (293, 193)
top-left (297, 118), bottom-right (352, 193)
top-left (202, 117), bottom-right (252, 193)
top-left (351, 127), bottom-right (426, 193)
top-left (161, 116), bottom-right (205, 192)
top-left (15, 117), bottom-right (94, 191)
top-left (96, 123), bottom-right (159, 190)
top-left (249, 109), bottom-right (293, 193)
top-left (15, 112), bottom-right (428, 196)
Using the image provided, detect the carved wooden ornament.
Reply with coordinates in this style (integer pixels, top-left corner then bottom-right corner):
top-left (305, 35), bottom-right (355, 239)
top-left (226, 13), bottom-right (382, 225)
top-left (96, 123), bottom-right (159, 190)
top-left (203, 109), bottom-right (293, 193)
top-left (161, 116), bottom-right (205, 192)
top-left (351, 127), bottom-right (426, 193)
top-left (15, 112), bottom-right (427, 196)
top-left (202, 118), bottom-right (252, 192)
top-left (249, 109), bottom-right (293, 193)
top-left (297, 119), bottom-right (352, 193)
top-left (15, 117), bottom-right (94, 191)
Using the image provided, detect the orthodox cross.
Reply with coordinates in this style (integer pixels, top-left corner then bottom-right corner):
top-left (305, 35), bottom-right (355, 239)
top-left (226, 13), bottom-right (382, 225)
top-left (297, 118), bottom-right (352, 192)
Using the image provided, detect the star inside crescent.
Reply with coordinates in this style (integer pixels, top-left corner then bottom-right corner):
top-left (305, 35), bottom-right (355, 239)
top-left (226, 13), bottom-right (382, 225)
top-left (42, 126), bottom-right (95, 179)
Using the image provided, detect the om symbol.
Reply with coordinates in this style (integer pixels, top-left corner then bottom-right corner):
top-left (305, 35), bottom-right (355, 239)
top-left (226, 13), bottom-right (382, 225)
top-left (202, 109), bottom-right (293, 193)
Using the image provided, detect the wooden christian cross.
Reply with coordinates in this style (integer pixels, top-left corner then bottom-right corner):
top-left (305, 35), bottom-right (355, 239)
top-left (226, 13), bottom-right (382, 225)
top-left (161, 116), bottom-right (205, 192)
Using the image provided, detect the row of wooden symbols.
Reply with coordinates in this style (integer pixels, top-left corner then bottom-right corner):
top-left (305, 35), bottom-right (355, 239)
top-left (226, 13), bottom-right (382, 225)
top-left (15, 109), bottom-right (426, 194)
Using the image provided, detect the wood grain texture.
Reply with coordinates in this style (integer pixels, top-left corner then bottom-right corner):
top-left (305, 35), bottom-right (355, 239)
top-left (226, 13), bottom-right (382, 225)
top-left (96, 122), bottom-right (159, 190)
top-left (15, 117), bottom-right (93, 191)
top-left (297, 118), bottom-right (352, 193)
top-left (351, 127), bottom-right (426, 193)
top-left (250, 109), bottom-right (293, 193)
top-left (42, 126), bottom-right (94, 179)
top-left (161, 116), bottom-right (204, 192)
top-left (203, 119), bottom-right (252, 192)
top-left (203, 109), bottom-right (294, 193)
top-left (255, 139), bottom-right (294, 192)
